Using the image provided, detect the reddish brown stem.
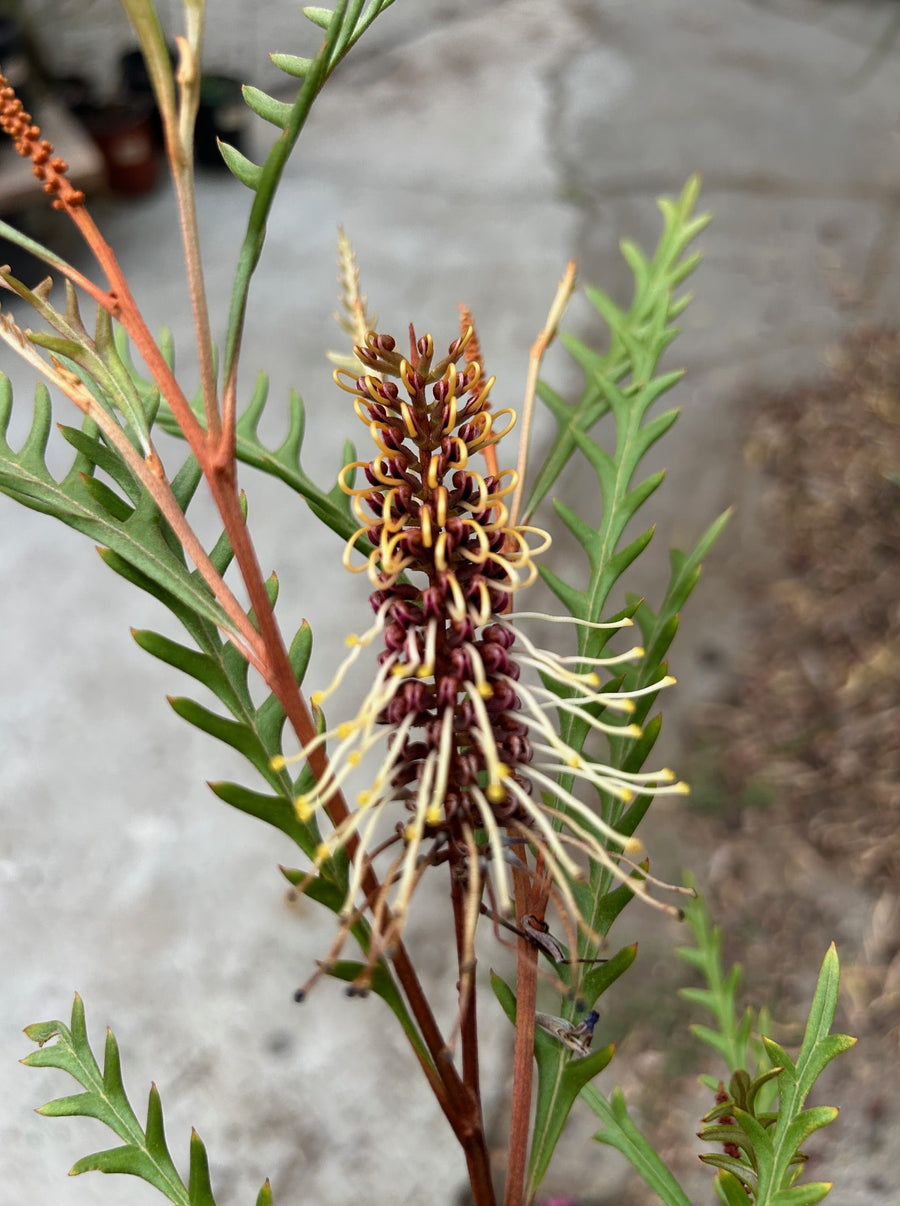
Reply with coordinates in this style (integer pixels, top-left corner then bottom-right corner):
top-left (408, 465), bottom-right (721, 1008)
top-left (67, 206), bottom-right (208, 451)
top-left (29, 110), bottom-right (497, 1206)
top-left (504, 860), bottom-right (548, 1206)
top-left (450, 859), bottom-right (482, 1105)
top-left (205, 465), bottom-right (496, 1189)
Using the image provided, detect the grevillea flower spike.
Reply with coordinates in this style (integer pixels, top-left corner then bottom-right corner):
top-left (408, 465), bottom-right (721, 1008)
top-left (278, 323), bottom-right (689, 996)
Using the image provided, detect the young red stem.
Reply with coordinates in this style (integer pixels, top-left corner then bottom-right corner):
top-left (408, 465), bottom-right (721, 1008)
top-left (67, 207), bottom-right (207, 450)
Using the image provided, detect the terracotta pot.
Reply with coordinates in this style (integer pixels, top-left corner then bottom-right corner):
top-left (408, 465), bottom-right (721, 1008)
top-left (83, 103), bottom-right (158, 195)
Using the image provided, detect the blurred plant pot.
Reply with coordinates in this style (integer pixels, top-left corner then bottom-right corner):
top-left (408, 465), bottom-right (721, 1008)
top-left (0, 16), bottom-right (33, 114)
top-left (195, 74), bottom-right (246, 169)
top-left (82, 103), bottom-right (158, 195)
top-left (119, 45), bottom-right (175, 148)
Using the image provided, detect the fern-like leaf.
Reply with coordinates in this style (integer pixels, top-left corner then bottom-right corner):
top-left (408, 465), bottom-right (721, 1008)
top-left (519, 183), bottom-right (725, 1200)
top-left (523, 175), bottom-right (709, 520)
top-left (22, 995), bottom-right (225, 1205)
top-left (223, 0), bottom-right (397, 382)
top-left (0, 378), bottom-right (234, 634)
top-left (697, 945), bottom-right (854, 1205)
top-left (677, 882), bottom-right (771, 1084)
top-left (586, 1085), bottom-right (693, 1206)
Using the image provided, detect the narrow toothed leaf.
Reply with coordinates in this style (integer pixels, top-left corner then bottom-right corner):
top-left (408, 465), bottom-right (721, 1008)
top-left (639, 402), bottom-right (681, 449)
top-left (280, 388), bottom-right (307, 465)
top-left (713, 1170), bottom-right (754, 1206)
top-left (763, 1036), bottom-right (796, 1078)
top-left (188, 1129), bottom-right (217, 1206)
top-left (208, 781), bottom-right (317, 854)
top-left (622, 468), bottom-right (667, 515)
top-left (553, 498), bottom-right (596, 556)
top-left (302, 6), bottom-right (334, 28)
top-left (22, 995), bottom-right (202, 1203)
top-left (771, 1184), bottom-right (833, 1206)
top-left (20, 382), bottom-right (53, 462)
top-left (584, 286), bottom-right (627, 334)
top-left (69, 1145), bottom-right (169, 1185)
top-left (218, 141), bottom-right (263, 189)
top-left (59, 423), bottom-right (142, 502)
top-left (558, 330), bottom-right (605, 377)
top-left (206, 521), bottom-right (238, 577)
top-left (102, 1029), bottom-right (128, 1099)
top-left (145, 1083), bottom-right (180, 1173)
top-left (167, 697), bottom-right (269, 775)
top-left (131, 629), bottom-right (227, 693)
top-left (619, 238), bottom-right (650, 293)
top-left (585, 1086), bottom-right (694, 1206)
top-left (781, 1106), bottom-right (839, 1155)
top-left (579, 943), bottom-right (637, 1011)
top-left (699, 1154), bottom-right (760, 1186)
top-left (690, 1023), bottom-right (740, 1061)
top-left (236, 372), bottom-right (270, 440)
top-left (37, 1092), bottom-right (99, 1119)
top-left (538, 563), bottom-right (587, 617)
top-left (270, 53), bottom-right (313, 78)
top-left (241, 86), bottom-right (292, 127)
top-left (22, 1018), bottom-right (68, 1050)
top-left (78, 472), bottom-right (134, 521)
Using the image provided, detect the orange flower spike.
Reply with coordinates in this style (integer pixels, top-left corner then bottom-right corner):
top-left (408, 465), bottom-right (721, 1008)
top-left (0, 72), bottom-right (85, 211)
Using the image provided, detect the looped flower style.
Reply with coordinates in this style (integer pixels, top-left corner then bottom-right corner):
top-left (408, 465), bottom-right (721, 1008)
top-left (280, 326), bottom-right (688, 996)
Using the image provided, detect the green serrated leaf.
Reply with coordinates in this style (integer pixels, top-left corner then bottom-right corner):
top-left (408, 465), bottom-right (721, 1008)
top-left (303, 6), bottom-right (334, 28)
top-left (208, 781), bottom-right (317, 856)
top-left (523, 177), bottom-right (708, 521)
top-left (0, 381), bottom-right (238, 637)
top-left (23, 995), bottom-right (192, 1204)
top-left (586, 1086), bottom-right (693, 1206)
top-left (218, 141), bottom-right (263, 188)
top-left (578, 942), bottom-right (637, 1013)
top-left (716, 1169), bottom-right (755, 1206)
top-left (270, 53), bottom-right (313, 77)
top-left (770, 1183), bottom-right (833, 1206)
top-left (131, 630), bottom-right (226, 694)
top-left (188, 1129), bottom-right (217, 1206)
top-left (780, 1106), bottom-right (839, 1155)
top-left (59, 422), bottom-right (142, 502)
top-left (763, 1037), bottom-right (796, 1079)
top-left (167, 696), bottom-right (270, 777)
top-left (69, 1143), bottom-right (177, 1192)
top-left (701, 1153), bottom-right (760, 1188)
top-left (241, 86), bottom-right (293, 127)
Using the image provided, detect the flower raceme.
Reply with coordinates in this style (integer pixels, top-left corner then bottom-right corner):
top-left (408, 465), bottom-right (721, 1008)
top-left (0, 73), bottom-right (85, 211)
top-left (277, 327), bottom-right (688, 994)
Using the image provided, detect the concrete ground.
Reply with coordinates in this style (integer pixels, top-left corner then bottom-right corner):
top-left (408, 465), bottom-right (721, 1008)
top-left (1, 1), bottom-right (898, 1203)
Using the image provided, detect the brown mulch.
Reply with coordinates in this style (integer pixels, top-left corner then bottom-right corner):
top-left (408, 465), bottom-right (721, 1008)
top-left (618, 329), bottom-right (900, 1205)
top-left (711, 327), bottom-right (900, 890)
